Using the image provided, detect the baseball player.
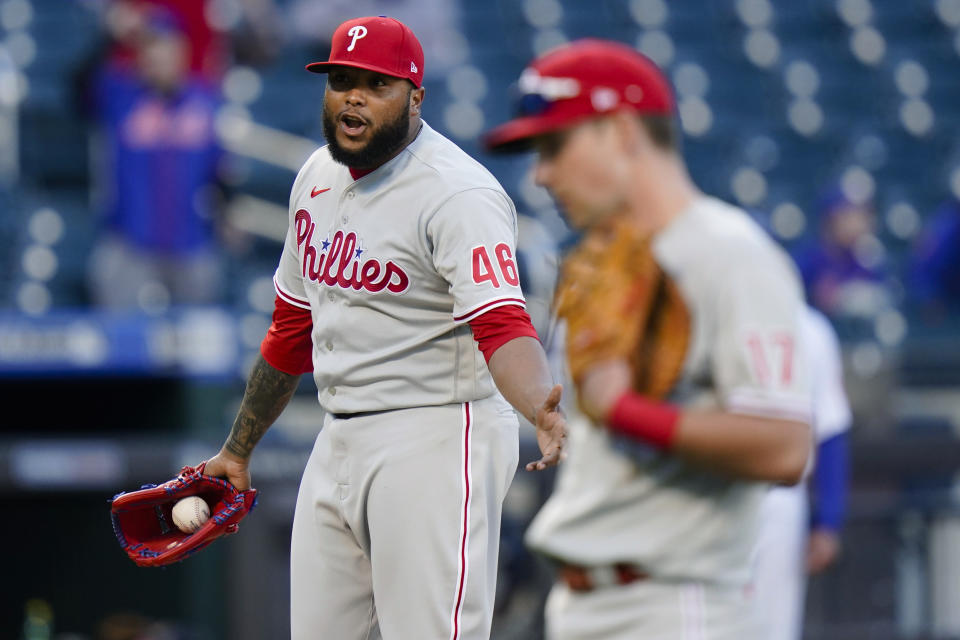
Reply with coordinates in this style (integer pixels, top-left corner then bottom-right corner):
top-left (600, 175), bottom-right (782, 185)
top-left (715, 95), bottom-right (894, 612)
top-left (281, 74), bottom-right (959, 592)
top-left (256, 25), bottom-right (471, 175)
top-left (753, 305), bottom-right (852, 640)
top-left (202, 16), bottom-right (567, 640)
top-left (485, 40), bottom-right (812, 639)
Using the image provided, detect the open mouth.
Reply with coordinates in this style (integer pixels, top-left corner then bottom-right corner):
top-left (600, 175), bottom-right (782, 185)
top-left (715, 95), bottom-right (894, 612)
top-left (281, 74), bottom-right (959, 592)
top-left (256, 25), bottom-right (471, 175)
top-left (340, 113), bottom-right (367, 137)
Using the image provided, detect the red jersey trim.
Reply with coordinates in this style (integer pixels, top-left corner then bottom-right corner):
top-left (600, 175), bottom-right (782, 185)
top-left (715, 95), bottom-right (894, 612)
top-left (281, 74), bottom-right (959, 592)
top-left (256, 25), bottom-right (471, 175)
top-left (727, 401), bottom-right (812, 424)
top-left (453, 297), bottom-right (526, 323)
top-left (274, 274), bottom-right (311, 310)
top-left (449, 401), bottom-right (473, 639)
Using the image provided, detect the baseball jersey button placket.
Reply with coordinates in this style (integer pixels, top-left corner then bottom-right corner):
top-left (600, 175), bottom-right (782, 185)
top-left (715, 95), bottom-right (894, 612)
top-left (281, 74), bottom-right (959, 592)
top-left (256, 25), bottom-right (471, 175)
top-left (325, 340), bottom-right (334, 351)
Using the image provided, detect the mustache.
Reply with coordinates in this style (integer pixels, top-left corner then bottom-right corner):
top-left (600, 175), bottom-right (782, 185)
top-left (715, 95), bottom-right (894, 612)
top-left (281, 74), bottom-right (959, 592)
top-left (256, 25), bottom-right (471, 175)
top-left (338, 110), bottom-right (368, 124)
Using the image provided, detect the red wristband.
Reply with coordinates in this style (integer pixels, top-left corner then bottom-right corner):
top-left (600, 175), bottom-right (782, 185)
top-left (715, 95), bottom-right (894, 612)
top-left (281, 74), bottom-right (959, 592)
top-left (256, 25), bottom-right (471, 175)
top-left (606, 391), bottom-right (681, 450)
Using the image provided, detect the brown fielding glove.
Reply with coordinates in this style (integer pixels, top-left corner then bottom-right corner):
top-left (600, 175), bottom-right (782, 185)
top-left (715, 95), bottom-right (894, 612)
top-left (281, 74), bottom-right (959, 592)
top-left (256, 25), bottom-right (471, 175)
top-left (555, 217), bottom-right (691, 402)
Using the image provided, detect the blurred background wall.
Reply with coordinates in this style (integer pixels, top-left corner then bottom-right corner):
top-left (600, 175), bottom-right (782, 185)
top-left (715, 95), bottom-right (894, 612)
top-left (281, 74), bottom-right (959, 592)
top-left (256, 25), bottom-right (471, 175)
top-left (2, 0), bottom-right (960, 638)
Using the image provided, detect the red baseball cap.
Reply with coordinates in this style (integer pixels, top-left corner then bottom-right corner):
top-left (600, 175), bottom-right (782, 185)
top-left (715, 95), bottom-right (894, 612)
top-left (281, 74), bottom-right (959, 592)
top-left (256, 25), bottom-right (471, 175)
top-left (306, 16), bottom-right (424, 88)
top-left (485, 39), bottom-right (674, 152)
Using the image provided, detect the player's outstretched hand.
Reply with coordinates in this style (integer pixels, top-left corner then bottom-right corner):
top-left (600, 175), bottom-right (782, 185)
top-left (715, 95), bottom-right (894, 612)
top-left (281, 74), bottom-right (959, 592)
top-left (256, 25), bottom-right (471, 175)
top-left (203, 448), bottom-right (253, 491)
top-left (527, 384), bottom-right (567, 471)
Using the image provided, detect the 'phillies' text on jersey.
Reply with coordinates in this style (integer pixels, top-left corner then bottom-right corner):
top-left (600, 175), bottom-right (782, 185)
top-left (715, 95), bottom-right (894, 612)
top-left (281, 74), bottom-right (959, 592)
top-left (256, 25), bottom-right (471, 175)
top-left (296, 209), bottom-right (410, 294)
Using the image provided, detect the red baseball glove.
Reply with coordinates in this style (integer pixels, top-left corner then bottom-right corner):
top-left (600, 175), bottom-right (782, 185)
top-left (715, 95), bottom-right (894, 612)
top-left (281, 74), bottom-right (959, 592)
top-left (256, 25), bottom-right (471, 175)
top-left (110, 462), bottom-right (257, 567)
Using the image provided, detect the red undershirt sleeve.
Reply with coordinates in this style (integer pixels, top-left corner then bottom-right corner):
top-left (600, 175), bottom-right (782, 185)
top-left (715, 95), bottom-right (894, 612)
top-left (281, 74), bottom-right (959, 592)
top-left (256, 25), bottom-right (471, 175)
top-left (469, 305), bottom-right (540, 362)
top-left (260, 295), bottom-right (314, 375)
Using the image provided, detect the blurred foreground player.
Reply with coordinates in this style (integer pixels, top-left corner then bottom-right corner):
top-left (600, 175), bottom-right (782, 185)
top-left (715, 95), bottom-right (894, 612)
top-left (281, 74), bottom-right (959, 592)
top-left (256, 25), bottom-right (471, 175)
top-left (486, 40), bottom-right (812, 639)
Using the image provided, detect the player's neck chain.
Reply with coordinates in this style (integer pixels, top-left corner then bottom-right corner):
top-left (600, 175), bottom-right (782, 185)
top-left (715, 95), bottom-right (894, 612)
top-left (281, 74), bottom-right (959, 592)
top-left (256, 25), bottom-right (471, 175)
top-left (295, 209), bottom-right (410, 294)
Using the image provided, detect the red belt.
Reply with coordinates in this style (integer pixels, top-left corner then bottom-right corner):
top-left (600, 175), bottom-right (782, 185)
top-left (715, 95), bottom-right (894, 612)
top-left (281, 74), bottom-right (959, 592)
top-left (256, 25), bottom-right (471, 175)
top-left (558, 563), bottom-right (650, 592)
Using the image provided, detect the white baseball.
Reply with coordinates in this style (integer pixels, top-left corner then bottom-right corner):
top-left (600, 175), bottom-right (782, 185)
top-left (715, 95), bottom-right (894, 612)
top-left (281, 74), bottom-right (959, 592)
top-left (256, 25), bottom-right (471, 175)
top-left (172, 496), bottom-right (211, 534)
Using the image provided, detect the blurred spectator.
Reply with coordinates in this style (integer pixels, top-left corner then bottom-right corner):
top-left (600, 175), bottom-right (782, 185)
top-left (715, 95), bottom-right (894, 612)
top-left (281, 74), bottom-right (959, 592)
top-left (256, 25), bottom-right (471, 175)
top-left (905, 198), bottom-right (960, 321)
top-left (86, 8), bottom-right (226, 311)
top-left (101, 0), bottom-right (227, 81)
top-left (793, 185), bottom-right (893, 318)
top-left (96, 0), bottom-right (280, 80)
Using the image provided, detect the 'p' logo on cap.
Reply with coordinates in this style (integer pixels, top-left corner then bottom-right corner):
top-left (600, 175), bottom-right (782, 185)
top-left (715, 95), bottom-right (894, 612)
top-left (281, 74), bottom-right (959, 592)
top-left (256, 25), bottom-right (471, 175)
top-left (346, 25), bottom-right (367, 52)
top-left (305, 16), bottom-right (425, 88)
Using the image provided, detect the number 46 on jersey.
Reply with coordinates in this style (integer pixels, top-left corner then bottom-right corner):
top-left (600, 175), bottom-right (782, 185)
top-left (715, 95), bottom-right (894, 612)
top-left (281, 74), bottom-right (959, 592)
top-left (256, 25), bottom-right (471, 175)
top-left (472, 244), bottom-right (520, 289)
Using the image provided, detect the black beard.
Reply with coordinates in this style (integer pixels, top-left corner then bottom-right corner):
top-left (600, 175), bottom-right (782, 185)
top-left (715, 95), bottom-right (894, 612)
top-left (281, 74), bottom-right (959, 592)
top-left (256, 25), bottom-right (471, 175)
top-left (322, 101), bottom-right (411, 169)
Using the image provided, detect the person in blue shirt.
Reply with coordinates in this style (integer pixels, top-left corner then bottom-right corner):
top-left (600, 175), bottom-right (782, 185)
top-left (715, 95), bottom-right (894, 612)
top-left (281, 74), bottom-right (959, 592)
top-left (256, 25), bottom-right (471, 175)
top-left (906, 198), bottom-right (960, 321)
top-left (87, 8), bottom-right (224, 310)
top-left (793, 186), bottom-right (891, 319)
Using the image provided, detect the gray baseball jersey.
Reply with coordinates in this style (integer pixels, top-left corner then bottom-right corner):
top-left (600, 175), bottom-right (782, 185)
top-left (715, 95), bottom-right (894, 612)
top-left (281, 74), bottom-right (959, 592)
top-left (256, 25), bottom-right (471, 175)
top-left (274, 120), bottom-right (526, 414)
top-left (754, 306), bottom-right (853, 640)
top-left (281, 121), bottom-right (525, 639)
top-left (527, 196), bottom-right (811, 586)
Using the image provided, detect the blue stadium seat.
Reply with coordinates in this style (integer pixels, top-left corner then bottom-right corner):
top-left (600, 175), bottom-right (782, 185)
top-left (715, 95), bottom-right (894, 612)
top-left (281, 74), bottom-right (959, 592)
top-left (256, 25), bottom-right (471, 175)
top-left (869, 0), bottom-right (942, 41)
top-left (246, 45), bottom-right (327, 135)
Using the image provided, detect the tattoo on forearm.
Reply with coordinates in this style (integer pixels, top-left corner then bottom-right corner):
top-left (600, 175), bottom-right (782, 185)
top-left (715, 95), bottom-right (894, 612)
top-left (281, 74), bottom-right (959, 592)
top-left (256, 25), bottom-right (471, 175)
top-left (224, 355), bottom-right (300, 459)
